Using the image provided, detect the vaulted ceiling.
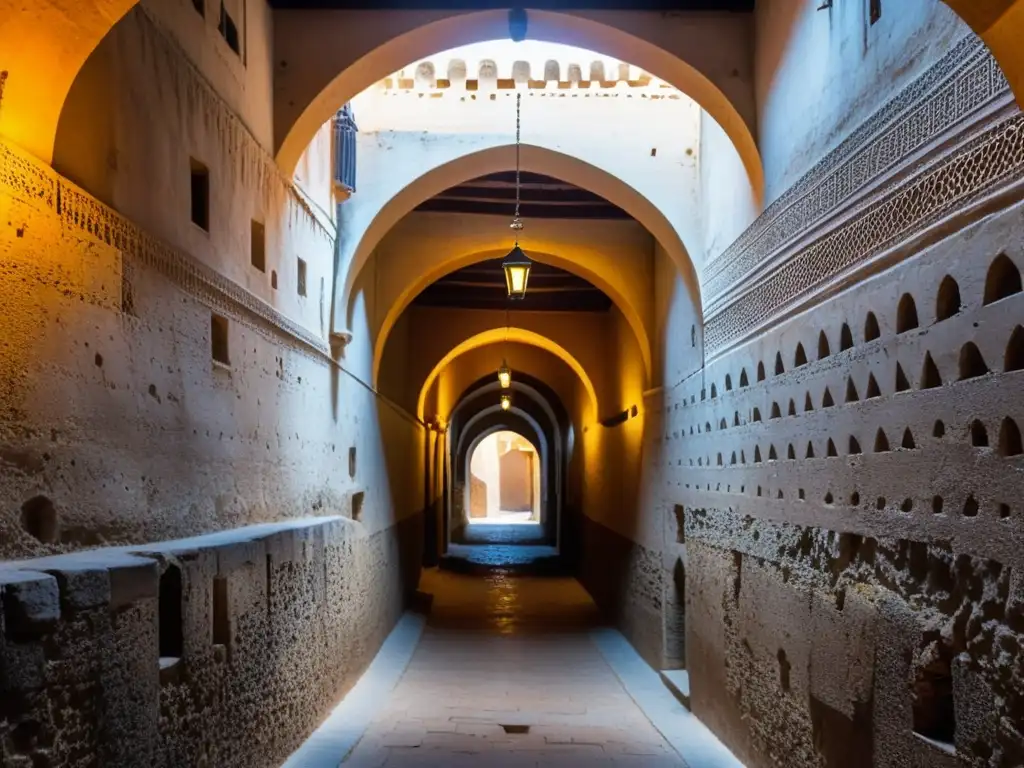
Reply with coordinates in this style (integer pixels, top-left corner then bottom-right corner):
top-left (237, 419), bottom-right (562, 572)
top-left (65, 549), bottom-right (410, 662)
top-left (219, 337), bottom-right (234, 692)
top-left (414, 172), bottom-right (632, 221)
top-left (412, 258), bottom-right (613, 313)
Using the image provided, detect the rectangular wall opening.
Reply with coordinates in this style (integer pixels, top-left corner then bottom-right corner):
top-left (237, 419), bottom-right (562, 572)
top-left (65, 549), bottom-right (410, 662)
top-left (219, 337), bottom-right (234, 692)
top-left (212, 575), bottom-right (230, 649)
top-left (250, 220), bottom-right (265, 272)
top-left (869, 0), bottom-right (882, 24)
top-left (297, 258), bottom-right (307, 297)
top-left (190, 158), bottom-right (210, 231)
top-left (158, 564), bottom-right (184, 660)
top-left (352, 491), bottom-right (365, 522)
top-left (218, 1), bottom-right (241, 56)
top-left (211, 313), bottom-right (230, 365)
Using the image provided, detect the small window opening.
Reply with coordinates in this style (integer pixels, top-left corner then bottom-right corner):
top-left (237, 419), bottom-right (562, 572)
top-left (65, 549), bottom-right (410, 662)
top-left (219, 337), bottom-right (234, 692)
top-left (297, 258), bottom-right (308, 297)
top-left (840, 323), bottom-right (854, 351)
top-left (219, 2), bottom-right (241, 56)
top-left (159, 565), bottom-right (184, 660)
top-left (190, 159), bottom-right (209, 231)
top-left (211, 313), bottom-right (230, 365)
top-left (959, 342), bottom-right (989, 380)
top-left (250, 221), bottom-right (265, 272)
top-left (794, 343), bottom-right (808, 367)
top-left (351, 491), bottom-right (365, 522)
top-left (348, 446), bottom-right (357, 478)
top-left (935, 277), bottom-right (961, 321)
top-left (999, 417), bottom-right (1022, 456)
top-left (271, 270), bottom-right (278, 290)
top-left (897, 294), bottom-right (919, 333)
top-left (864, 312), bottom-right (881, 342)
top-left (874, 429), bottom-right (890, 452)
top-left (870, 0), bottom-right (882, 25)
top-left (922, 353), bottom-right (942, 389)
top-left (984, 254), bottom-right (1022, 305)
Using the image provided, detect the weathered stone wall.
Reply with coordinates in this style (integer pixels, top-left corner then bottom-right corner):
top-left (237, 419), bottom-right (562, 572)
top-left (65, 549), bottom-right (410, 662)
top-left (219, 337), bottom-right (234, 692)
top-left (584, 32), bottom-right (1024, 768)
top-left (657, 38), bottom-right (1024, 767)
top-left (0, 514), bottom-right (422, 767)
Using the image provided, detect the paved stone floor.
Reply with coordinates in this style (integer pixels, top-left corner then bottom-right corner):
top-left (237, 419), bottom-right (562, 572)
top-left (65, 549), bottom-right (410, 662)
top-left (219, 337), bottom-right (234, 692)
top-left (446, 523), bottom-right (560, 570)
top-left (342, 569), bottom-right (686, 767)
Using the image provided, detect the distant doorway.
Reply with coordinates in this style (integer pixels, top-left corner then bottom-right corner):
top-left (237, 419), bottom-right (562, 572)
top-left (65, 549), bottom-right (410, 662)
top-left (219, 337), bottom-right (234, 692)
top-left (467, 431), bottom-right (541, 526)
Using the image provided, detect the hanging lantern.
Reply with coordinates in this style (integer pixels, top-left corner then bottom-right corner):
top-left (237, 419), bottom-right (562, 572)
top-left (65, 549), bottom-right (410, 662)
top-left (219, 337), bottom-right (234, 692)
top-left (497, 361), bottom-right (512, 389)
top-left (500, 393), bottom-right (512, 411)
top-left (501, 92), bottom-right (532, 300)
top-left (501, 246), bottom-right (532, 300)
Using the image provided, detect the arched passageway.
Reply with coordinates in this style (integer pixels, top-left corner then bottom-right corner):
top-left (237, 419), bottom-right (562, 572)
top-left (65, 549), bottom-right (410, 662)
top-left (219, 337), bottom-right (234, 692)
top-left (3, 4), bottom-right (1024, 768)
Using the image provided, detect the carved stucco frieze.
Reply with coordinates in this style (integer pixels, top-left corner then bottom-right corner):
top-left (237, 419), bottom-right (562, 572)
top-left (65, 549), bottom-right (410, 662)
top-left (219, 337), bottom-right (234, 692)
top-left (704, 111), bottom-right (1024, 354)
top-left (702, 34), bottom-right (1020, 355)
top-left (0, 141), bottom-right (332, 361)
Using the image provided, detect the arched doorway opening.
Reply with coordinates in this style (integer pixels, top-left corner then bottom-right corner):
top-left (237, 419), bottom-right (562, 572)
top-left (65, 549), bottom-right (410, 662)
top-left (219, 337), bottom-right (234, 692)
top-left (466, 430), bottom-right (542, 527)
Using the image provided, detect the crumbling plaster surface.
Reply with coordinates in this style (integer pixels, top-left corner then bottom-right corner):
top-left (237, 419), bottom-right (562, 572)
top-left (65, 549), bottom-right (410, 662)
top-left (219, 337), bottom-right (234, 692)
top-left (0, 514), bottom-right (422, 767)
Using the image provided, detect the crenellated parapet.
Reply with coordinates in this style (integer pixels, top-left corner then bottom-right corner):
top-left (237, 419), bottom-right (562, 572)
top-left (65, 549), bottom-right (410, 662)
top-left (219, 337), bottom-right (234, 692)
top-left (380, 57), bottom-right (674, 94)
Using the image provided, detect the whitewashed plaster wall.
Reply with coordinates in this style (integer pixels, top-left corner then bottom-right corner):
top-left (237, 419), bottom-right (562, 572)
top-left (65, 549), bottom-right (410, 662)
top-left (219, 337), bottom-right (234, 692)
top-left (335, 83), bottom-right (703, 333)
top-left (754, 0), bottom-right (969, 202)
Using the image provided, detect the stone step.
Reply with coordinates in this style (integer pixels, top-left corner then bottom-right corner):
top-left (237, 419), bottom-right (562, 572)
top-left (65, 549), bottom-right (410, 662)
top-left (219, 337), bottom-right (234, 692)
top-left (659, 669), bottom-right (691, 709)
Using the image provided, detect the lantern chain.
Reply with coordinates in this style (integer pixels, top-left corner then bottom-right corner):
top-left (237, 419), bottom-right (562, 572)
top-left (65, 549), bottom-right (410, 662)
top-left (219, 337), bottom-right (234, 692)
top-left (513, 92), bottom-right (522, 245)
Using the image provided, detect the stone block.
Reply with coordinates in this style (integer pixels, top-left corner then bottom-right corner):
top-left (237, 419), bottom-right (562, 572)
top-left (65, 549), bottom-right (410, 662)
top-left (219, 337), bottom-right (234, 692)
top-left (0, 570), bottom-right (60, 631)
top-left (40, 560), bottom-right (111, 612)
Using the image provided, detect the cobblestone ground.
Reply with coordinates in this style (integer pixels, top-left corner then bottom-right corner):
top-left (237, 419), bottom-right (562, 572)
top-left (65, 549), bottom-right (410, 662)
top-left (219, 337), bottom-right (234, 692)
top-left (343, 569), bottom-right (684, 767)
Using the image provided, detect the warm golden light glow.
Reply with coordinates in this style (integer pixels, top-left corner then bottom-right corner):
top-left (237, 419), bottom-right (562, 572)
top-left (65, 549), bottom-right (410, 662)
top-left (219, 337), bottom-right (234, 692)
top-left (501, 246), bottom-right (533, 299)
top-left (498, 363), bottom-right (512, 389)
top-left (500, 393), bottom-right (512, 411)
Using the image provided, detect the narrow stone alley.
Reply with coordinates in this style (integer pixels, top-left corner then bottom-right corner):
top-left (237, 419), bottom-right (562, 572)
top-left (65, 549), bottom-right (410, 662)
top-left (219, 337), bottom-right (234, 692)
top-left (286, 566), bottom-right (739, 767)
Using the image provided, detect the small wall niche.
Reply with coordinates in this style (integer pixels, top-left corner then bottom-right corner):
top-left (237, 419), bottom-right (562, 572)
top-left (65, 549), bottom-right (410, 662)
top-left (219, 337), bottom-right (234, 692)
top-left (674, 504), bottom-right (685, 543)
top-left (21, 495), bottom-right (58, 543)
top-left (271, 270), bottom-right (278, 290)
top-left (211, 313), bottom-right (230, 366)
top-left (348, 446), bottom-right (357, 479)
top-left (297, 258), bottom-right (308, 297)
top-left (351, 491), bottom-right (365, 522)
top-left (159, 564), bottom-right (184, 661)
top-left (189, 158), bottom-right (209, 231)
top-left (250, 220), bottom-right (266, 272)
